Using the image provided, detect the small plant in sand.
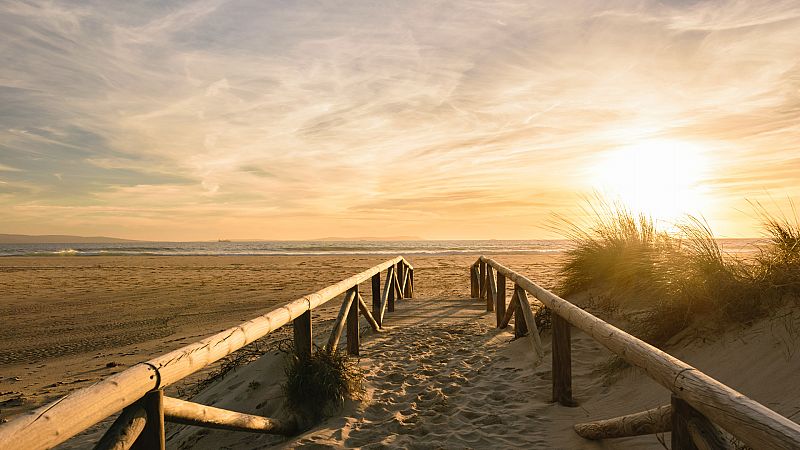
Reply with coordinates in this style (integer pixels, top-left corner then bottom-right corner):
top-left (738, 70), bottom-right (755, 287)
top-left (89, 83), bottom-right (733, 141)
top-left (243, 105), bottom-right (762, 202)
top-left (282, 347), bottom-right (364, 426)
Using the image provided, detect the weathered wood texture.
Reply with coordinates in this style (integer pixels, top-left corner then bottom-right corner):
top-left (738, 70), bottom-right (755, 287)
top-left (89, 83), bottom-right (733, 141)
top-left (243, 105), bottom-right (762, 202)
top-left (479, 256), bottom-right (800, 449)
top-left (93, 403), bottom-right (147, 450)
top-left (293, 310), bottom-right (312, 358)
top-left (672, 396), bottom-right (730, 450)
top-left (499, 289), bottom-right (517, 329)
top-left (327, 289), bottom-right (357, 352)
top-left (346, 286), bottom-right (360, 356)
top-left (387, 266), bottom-right (396, 313)
top-left (0, 256), bottom-right (412, 450)
top-left (479, 261), bottom-right (487, 299)
top-left (516, 288), bottom-right (544, 362)
top-left (357, 294), bottom-right (381, 332)
top-left (163, 396), bottom-right (296, 435)
top-left (551, 313), bottom-right (575, 406)
top-left (513, 285), bottom-right (528, 338)
top-left (486, 265), bottom-right (496, 312)
top-left (132, 390), bottom-right (164, 450)
top-left (371, 273), bottom-right (382, 327)
top-left (574, 404), bottom-right (671, 440)
top-left (495, 272), bottom-right (506, 327)
top-left (406, 268), bottom-right (414, 298)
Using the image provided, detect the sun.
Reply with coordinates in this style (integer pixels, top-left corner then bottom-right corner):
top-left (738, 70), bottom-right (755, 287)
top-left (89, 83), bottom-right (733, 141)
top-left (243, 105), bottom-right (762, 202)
top-left (592, 139), bottom-right (710, 224)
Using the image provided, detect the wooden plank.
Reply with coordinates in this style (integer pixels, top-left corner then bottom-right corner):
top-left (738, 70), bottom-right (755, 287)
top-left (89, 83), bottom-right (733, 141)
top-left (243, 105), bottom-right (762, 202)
top-left (0, 257), bottom-right (408, 450)
top-left (514, 285), bottom-right (528, 338)
top-left (346, 285), bottom-right (360, 356)
top-left (516, 288), bottom-right (544, 362)
top-left (357, 294), bottom-right (381, 332)
top-left (93, 403), bottom-right (147, 450)
top-left (480, 256), bottom-right (800, 449)
top-left (293, 310), bottom-right (312, 358)
top-left (162, 396), bottom-right (296, 435)
top-left (552, 313), bottom-right (575, 406)
top-left (401, 266), bottom-right (410, 298)
top-left (132, 390), bottom-right (164, 450)
top-left (495, 272), bottom-right (506, 327)
top-left (371, 273), bottom-right (381, 327)
top-left (327, 289), bottom-right (357, 353)
top-left (574, 404), bottom-right (671, 440)
top-left (486, 265), bottom-right (496, 312)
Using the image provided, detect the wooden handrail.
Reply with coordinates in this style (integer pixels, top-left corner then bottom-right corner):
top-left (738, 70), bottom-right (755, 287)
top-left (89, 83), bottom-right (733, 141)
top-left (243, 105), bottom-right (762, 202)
top-left (0, 256), bottom-right (412, 450)
top-left (477, 255), bottom-right (800, 449)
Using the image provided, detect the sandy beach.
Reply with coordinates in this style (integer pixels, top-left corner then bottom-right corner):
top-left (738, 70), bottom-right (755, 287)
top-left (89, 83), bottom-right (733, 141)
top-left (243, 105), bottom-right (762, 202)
top-left (0, 254), bottom-right (562, 422)
top-left (2, 253), bottom-right (799, 449)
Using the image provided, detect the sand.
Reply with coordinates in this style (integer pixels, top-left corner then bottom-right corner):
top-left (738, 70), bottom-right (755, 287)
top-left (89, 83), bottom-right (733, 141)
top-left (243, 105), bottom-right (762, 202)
top-left (2, 253), bottom-right (799, 449)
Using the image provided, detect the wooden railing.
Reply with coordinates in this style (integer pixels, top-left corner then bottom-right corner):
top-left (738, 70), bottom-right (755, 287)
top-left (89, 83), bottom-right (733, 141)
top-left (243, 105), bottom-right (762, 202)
top-left (471, 256), bottom-right (800, 450)
top-left (0, 257), bottom-right (414, 450)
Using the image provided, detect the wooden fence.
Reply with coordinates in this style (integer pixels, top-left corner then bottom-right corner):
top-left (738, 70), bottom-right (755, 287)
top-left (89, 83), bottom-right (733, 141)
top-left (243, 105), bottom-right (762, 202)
top-left (0, 257), bottom-right (414, 450)
top-left (471, 256), bottom-right (800, 450)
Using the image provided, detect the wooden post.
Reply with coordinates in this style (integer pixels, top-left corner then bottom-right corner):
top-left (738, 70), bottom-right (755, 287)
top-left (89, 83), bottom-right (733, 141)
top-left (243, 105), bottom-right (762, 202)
top-left (672, 396), bottom-right (728, 450)
top-left (388, 267), bottom-right (396, 313)
top-left (395, 262), bottom-right (404, 301)
top-left (486, 265), bottom-right (495, 312)
top-left (327, 289), bottom-right (357, 352)
top-left (496, 272), bottom-right (506, 327)
top-left (293, 310), bottom-right (312, 358)
top-left (514, 285), bottom-right (528, 338)
top-left (372, 273), bottom-right (381, 327)
top-left (479, 260), bottom-right (487, 300)
top-left (346, 285), bottom-right (360, 356)
top-left (552, 313), bottom-right (575, 406)
top-left (406, 268), bottom-right (414, 298)
top-left (470, 265), bottom-right (479, 298)
top-left (94, 403), bottom-right (147, 450)
top-left (356, 294), bottom-right (381, 332)
top-left (132, 390), bottom-right (164, 450)
top-left (162, 396), bottom-right (296, 435)
top-left (516, 289), bottom-right (544, 361)
top-left (574, 404), bottom-right (672, 440)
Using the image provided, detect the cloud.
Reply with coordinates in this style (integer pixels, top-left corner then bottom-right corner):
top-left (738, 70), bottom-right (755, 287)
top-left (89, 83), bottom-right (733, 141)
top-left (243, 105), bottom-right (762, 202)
top-left (1, 0), bottom-right (799, 239)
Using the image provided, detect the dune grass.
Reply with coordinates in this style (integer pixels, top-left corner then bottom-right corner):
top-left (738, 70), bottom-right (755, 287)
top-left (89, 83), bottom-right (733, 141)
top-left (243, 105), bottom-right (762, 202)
top-left (555, 199), bottom-right (800, 346)
top-left (282, 347), bottom-right (364, 427)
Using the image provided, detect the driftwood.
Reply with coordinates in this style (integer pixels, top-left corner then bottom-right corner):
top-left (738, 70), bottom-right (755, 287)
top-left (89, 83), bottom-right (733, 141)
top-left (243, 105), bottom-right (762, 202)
top-left (162, 396), bottom-right (296, 435)
top-left (479, 256), bottom-right (800, 449)
top-left (574, 404), bottom-right (671, 440)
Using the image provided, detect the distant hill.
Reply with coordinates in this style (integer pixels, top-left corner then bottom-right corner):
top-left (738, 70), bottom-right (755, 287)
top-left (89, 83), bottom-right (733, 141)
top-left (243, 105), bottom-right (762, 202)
top-left (0, 234), bottom-right (137, 244)
top-left (313, 236), bottom-right (424, 241)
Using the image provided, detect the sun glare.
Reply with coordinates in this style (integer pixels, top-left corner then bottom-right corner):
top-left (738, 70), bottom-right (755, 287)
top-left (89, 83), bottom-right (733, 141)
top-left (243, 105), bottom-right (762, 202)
top-left (592, 139), bottom-right (710, 224)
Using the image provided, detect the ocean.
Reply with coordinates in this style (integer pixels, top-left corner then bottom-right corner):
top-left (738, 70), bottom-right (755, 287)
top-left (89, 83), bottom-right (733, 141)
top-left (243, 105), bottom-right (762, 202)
top-left (0, 240), bottom-right (568, 257)
top-left (0, 238), bottom-right (763, 257)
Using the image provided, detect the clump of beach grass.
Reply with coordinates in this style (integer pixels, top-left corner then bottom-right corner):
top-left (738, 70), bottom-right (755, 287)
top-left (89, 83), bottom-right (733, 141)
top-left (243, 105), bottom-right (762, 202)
top-left (555, 198), bottom-right (800, 346)
top-left (282, 347), bottom-right (364, 427)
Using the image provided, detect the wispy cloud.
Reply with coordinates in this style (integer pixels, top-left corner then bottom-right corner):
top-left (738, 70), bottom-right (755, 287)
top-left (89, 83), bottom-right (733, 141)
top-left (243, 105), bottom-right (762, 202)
top-left (1, 0), bottom-right (798, 239)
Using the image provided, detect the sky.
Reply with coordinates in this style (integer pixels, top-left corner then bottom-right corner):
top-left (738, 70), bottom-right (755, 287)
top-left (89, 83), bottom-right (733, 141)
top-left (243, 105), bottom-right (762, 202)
top-left (1, 0), bottom-right (799, 241)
